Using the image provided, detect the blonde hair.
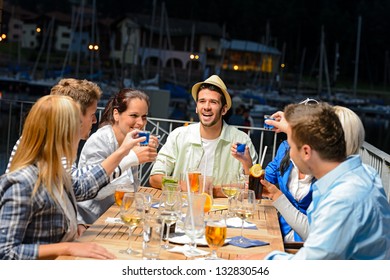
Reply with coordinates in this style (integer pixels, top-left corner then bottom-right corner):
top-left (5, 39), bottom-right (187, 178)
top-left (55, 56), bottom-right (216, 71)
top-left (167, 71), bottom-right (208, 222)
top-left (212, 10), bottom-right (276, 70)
top-left (334, 105), bottom-right (365, 156)
top-left (50, 78), bottom-right (102, 115)
top-left (10, 95), bottom-right (80, 196)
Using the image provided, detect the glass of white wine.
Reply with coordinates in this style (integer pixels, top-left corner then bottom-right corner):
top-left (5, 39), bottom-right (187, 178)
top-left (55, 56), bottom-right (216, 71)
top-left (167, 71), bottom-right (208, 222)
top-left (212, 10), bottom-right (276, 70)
top-left (205, 213), bottom-right (227, 260)
top-left (221, 180), bottom-right (243, 216)
top-left (119, 192), bottom-right (145, 255)
top-left (234, 189), bottom-right (256, 245)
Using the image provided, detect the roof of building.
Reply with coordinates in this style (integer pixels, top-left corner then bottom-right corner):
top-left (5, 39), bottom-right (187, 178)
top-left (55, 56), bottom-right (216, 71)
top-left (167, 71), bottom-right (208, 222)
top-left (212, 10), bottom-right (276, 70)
top-left (221, 39), bottom-right (281, 55)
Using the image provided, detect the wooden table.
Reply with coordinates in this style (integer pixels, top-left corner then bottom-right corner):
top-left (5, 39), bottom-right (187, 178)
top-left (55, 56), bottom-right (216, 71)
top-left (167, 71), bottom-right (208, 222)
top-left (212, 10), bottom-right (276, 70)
top-left (57, 187), bottom-right (284, 260)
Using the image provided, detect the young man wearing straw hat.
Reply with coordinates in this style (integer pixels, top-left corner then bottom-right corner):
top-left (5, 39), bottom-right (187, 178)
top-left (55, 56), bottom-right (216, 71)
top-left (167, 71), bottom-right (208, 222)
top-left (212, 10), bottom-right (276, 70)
top-left (149, 75), bottom-right (258, 192)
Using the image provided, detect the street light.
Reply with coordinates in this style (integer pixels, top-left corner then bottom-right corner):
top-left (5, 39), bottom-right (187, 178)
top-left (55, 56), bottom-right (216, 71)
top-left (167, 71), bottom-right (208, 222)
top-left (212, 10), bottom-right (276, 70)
top-left (190, 53), bottom-right (199, 60)
top-left (88, 44), bottom-right (99, 51)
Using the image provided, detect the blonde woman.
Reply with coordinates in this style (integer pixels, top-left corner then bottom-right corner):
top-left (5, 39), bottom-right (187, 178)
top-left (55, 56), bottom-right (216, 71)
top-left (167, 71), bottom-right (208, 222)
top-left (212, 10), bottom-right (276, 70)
top-left (0, 95), bottom-right (144, 259)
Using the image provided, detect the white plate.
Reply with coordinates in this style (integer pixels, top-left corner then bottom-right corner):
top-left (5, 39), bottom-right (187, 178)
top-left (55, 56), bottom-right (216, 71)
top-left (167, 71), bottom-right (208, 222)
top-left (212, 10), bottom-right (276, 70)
top-left (168, 234), bottom-right (231, 247)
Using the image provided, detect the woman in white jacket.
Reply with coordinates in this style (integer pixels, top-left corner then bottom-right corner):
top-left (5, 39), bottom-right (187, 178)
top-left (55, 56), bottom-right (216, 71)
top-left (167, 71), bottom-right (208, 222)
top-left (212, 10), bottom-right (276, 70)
top-left (77, 88), bottom-right (158, 229)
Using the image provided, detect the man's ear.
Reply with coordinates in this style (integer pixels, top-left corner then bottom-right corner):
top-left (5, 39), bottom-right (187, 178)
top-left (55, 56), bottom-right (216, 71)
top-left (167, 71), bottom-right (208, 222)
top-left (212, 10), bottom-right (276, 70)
top-left (221, 106), bottom-right (228, 116)
top-left (301, 144), bottom-right (312, 159)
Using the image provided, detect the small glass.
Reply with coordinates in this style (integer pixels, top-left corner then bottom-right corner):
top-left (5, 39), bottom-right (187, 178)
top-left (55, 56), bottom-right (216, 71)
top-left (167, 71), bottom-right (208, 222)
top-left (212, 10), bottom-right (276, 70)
top-left (236, 142), bottom-right (246, 155)
top-left (264, 115), bottom-right (275, 130)
top-left (138, 131), bottom-right (150, 146)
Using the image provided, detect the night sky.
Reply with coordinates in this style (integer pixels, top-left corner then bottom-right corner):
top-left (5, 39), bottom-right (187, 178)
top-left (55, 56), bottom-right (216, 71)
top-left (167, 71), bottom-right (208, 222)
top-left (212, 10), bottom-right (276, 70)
top-left (10, 0), bottom-right (390, 87)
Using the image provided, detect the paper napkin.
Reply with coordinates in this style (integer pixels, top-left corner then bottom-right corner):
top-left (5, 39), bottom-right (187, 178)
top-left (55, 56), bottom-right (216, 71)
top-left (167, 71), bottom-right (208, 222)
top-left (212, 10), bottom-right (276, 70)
top-left (105, 217), bottom-right (124, 225)
top-left (228, 236), bottom-right (269, 248)
top-left (167, 245), bottom-right (209, 257)
top-left (226, 217), bottom-right (257, 229)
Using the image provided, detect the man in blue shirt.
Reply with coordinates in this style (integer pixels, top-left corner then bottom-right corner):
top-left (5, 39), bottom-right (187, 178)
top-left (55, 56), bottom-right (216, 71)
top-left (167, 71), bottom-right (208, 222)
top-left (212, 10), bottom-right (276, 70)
top-left (239, 102), bottom-right (390, 259)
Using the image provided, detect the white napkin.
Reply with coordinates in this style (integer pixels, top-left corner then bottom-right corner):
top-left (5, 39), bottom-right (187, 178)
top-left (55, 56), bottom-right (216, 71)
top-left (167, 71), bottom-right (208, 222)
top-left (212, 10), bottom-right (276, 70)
top-left (226, 217), bottom-right (257, 229)
top-left (105, 217), bottom-right (124, 225)
top-left (169, 233), bottom-right (231, 246)
top-left (169, 234), bottom-right (208, 246)
top-left (151, 201), bottom-right (188, 209)
top-left (167, 245), bottom-right (209, 257)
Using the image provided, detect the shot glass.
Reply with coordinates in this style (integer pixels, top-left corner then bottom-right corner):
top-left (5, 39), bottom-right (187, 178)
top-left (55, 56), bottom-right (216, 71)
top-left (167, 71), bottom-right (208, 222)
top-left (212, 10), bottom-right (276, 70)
top-left (138, 131), bottom-right (150, 146)
top-left (236, 142), bottom-right (246, 155)
top-left (264, 115), bottom-right (275, 130)
top-left (142, 216), bottom-right (163, 260)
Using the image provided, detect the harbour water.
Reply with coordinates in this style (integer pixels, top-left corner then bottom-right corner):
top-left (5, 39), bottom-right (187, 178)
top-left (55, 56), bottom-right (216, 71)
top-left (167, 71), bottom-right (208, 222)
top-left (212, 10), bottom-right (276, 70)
top-left (1, 89), bottom-right (390, 175)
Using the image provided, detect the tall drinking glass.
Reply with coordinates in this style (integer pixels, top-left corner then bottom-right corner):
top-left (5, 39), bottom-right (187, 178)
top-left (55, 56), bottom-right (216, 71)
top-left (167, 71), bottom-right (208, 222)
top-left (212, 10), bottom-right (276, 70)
top-left (199, 175), bottom-right (214, 213)
top-left (119, 192), bottom-right (145, 255)
top-left (158, 191), bottom-right (182, 250)
top-left (183, 193), bottom-right (206, 258)
top-left (205, 213), bottom-right (227, 260)
top-left (187, 168), bottom-right (202, 193)
top-left (233, 190), bottom-right (256, 245)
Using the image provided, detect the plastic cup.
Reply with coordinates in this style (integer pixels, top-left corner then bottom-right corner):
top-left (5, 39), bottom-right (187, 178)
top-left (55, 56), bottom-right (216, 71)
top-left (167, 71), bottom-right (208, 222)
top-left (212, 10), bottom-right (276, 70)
top-left (236, 143), bottom-right (246, 154)
top-left (138, 131), bottom-right (150, 146)
top-left (264, 115), bottom-right (275, 130)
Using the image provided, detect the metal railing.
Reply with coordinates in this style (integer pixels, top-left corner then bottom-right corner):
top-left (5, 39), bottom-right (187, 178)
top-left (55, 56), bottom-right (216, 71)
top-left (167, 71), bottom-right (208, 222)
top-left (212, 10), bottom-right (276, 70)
top-left (1, 99), bottom-right (389, 202)
top-left (360, 142), bottom-right (390, 202)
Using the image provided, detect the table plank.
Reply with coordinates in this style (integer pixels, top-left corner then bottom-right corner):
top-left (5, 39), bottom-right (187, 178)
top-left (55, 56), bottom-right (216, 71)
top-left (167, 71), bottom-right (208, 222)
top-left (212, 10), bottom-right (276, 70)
top-left (56, 187), bottom-right (284, 260)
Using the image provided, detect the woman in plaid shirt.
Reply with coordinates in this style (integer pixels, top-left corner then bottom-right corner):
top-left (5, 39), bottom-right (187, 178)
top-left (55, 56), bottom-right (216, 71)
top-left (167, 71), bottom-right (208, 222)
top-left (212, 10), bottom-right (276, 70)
top-left (0, 95), bottom-right (144, 259)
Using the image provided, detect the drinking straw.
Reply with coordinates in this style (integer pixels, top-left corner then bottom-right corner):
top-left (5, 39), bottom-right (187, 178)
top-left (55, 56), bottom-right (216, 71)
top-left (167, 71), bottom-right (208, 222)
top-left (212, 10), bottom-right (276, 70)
top-left (260, 146), bottom-right (268, 167)
top-left (202, 154), bottom-right (207, 193)
top-left (186, 172), bottom-right (195, 231)
top-left (164, 156), bottom-right (167, 176)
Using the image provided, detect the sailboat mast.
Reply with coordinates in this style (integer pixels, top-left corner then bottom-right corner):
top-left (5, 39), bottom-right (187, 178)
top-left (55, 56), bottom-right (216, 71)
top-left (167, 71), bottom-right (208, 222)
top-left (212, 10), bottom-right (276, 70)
top-left (353, 16), bottom-right (362, 97)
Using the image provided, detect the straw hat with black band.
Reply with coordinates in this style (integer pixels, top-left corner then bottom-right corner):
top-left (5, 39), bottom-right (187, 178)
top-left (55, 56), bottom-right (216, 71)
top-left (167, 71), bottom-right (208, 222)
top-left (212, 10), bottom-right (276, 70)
top-left (191, 75), bottom-right (232, 110)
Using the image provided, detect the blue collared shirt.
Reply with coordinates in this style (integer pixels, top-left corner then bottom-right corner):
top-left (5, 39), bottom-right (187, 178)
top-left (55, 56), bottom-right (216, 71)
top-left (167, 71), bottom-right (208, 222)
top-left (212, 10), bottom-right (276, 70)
top-left (266, 155), bottom-right (390, 260)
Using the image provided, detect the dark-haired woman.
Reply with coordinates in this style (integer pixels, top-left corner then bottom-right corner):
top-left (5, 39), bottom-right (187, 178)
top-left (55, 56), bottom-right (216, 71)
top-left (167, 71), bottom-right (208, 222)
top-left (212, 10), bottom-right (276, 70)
top-left (77, 89), bottom-right (158, 230)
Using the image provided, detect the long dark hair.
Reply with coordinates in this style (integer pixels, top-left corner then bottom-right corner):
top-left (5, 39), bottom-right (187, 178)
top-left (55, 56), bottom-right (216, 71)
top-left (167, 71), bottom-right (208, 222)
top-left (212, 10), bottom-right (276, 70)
top-left (100, 88), bottom-right (150, 128)
top-left (279, 148), bottom-right (291, 176)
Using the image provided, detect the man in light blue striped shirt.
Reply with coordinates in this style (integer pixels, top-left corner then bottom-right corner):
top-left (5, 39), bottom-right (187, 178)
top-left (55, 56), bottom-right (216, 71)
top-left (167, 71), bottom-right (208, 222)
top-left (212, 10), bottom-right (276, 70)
top-left (240, 102), bottom-right (390, 260)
